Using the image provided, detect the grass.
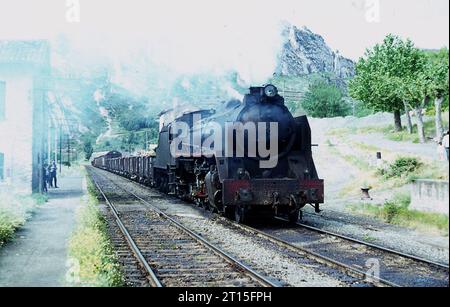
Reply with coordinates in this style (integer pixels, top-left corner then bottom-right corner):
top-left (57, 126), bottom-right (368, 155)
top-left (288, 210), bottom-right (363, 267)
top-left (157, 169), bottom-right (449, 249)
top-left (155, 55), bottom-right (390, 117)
top-left (379, 156), bottom-right (448, 185)
top-left (378, 157), bottom-right (422, 180)
top-left (0, 192), bottom-right (47, 247)
top-left (67, 176), bottom-right (123, 287)
top-left (385, 129), bottom-right (420, 143)
top-left (325, 142), bottom-right (378, 197)
top-left (350, 141), bottom-right (379, 152)
top-left (326, 122), bottom-right (448, 194)
top-left (382, 120), bottom-right (443, 143)
top-left (328, 138), bottom-right (447, 196)
top-left (327, 113), bottom-right (449, 143)
top-left (407, 163), bottom-right (448, 182)
top-left (343, 155), bottom-right (371, 172)
top-left (337, 157), bottom-right (447, 198)
top-left (352, 139), bottom-right (448, 183)
top-left (362, 234), bottom-right (377, 242)
top-left (328, 125), bottom-right (420, 141)
top-left (327, 142), bottom-right (371, 171)
top-left (347, 193), bottom-right (449, 236)
top-left (327, 126), bottom-right (385, 137)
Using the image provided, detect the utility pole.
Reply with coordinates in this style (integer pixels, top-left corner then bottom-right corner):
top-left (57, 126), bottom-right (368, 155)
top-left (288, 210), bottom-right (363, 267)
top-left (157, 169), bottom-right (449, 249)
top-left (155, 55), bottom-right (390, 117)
top-left (59, 126), bottom-right (62, 174)
top-left (353, 99), bottom-right (356, 117)
top-left (145, 130), bottom-right (148, 151)
top-left (67, 134), bottom-right (71, 168)
top-left (47, 124), bottom-right (51, 163)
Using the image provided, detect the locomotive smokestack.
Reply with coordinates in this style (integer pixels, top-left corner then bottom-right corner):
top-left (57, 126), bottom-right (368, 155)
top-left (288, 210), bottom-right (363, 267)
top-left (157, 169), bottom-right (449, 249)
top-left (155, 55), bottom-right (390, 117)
top-left (248, 84), bottom-right (278, 98)
top-left (245, 84), bottom-right (283, 106)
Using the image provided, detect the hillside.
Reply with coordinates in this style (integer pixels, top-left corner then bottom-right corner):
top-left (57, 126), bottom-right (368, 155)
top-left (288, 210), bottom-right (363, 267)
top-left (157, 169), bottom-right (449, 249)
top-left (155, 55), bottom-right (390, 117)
top-left (277, 25), bottom-right (355, 79)
top-left (50, 23), bottom-right (360, 156)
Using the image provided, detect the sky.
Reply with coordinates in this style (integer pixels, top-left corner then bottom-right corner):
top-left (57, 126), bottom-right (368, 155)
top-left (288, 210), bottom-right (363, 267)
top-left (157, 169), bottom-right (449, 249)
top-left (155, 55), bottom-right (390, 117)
top-left (0, 0), bottom-right (448, 57)
top-left (0, 0), bottom-right (448, 86)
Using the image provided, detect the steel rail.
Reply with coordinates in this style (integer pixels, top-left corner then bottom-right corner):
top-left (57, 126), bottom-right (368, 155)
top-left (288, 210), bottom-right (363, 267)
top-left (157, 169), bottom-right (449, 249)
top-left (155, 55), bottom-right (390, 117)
top-left (94, 167), bottom-right (399, 286)
top-left (90, 173), bottom-right (163, 287)
top-left (90, 167), bottom-right (278, 288)
top-left (220, 218), bottom-right (400, 287)
top-left (94, 166), bottom-right (448, 286)
top-left (93, 167), bottom-right (394, 287)
top-left (294, 219), bottom-right (449, 270)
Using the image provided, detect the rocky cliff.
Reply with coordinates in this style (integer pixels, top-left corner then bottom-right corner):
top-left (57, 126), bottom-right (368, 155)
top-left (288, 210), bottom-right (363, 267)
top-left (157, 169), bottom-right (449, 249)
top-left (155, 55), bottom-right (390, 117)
top-left (277, 25), bottom-right (355, 79)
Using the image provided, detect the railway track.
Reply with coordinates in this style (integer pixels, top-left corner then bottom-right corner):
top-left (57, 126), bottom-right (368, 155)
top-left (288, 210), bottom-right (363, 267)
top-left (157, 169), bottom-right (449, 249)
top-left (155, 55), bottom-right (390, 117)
top-left (220, 217), bottom-right (449, 287)
top-left (103, 208), bottom-right (152, 287)
top-left (220, 220), bottom-right (398, 287)
top-left (87, 167), bottom-right (277, 287)
top-left (89, 166), bottom-right (449, 287)
top-left (296, 220), bottom-right (449, 270)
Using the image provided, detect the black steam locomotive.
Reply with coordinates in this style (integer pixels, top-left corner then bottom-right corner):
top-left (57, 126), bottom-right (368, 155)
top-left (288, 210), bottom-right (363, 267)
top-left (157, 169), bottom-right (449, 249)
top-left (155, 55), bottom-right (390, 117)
top-left (93, 84), bottom-right (324, 223)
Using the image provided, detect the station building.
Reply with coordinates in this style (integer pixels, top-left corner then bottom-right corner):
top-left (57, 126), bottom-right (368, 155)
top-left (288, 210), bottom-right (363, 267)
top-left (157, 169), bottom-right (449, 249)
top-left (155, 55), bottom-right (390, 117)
top-left (0, 40), bottom-right (50, 193)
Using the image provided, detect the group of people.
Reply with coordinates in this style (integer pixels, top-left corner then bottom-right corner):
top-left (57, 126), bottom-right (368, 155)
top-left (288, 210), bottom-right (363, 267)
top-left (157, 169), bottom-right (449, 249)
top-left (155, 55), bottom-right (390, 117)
top-left (437, 130), bottom-right (450, 161)
top-left (42, 161), bottom-right (58, 193)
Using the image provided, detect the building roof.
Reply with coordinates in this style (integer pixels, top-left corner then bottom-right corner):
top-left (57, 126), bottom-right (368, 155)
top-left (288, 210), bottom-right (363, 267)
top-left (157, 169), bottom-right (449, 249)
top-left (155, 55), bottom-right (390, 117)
top-left (0, 40), bottom-right (50, 67)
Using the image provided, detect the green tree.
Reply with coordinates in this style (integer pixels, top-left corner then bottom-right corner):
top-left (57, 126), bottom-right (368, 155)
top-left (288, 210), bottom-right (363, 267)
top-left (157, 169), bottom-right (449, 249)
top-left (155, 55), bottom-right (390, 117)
top-left (349, 35), bottom-right (425, 132)
top-left (83, 139), bottom-right (94, 161)
top-left (424, 49), bottom-right (449, 140)
top-left (399, 49), bottom-right (448, 143)
top-left (401, 74), bottom-right (430, 143)
top-left (301, 80), bottom-right (350, 118)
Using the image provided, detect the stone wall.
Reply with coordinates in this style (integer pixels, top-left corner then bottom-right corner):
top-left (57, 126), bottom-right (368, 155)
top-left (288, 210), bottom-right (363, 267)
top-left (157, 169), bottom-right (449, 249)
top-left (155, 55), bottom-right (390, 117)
top-left (410, 180), bottom-right (449, 215)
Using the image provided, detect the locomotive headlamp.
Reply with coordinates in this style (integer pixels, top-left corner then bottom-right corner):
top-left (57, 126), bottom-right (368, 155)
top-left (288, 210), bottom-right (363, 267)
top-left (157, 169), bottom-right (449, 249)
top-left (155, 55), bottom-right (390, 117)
top-left (264, 84), bottom-right (278, 98)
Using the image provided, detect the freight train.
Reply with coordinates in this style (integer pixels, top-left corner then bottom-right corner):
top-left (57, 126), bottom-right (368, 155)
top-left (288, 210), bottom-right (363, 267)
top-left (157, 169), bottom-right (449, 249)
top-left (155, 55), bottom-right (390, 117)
top-left (92, 84), bottom-right (324, 223)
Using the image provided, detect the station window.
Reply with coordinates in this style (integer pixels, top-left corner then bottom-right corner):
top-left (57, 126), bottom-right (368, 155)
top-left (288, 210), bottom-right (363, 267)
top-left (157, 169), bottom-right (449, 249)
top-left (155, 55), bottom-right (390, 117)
top-left (0, 152), bottom-right (4, 181)
top-left (0, 81), bottom-right (5, 120)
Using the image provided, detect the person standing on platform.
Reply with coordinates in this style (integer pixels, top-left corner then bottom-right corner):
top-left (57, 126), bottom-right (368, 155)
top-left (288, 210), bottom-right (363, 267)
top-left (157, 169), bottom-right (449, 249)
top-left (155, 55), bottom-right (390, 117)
top-left (49, 161), bottom-right (58, 188)
top-left (443, 130), bottom-right (450, 161)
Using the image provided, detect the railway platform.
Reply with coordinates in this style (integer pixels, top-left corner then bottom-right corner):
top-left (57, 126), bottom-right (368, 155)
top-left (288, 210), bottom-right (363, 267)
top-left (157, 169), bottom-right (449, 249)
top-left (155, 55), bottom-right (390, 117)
top-left (0, 173), bottom-right (85, 287)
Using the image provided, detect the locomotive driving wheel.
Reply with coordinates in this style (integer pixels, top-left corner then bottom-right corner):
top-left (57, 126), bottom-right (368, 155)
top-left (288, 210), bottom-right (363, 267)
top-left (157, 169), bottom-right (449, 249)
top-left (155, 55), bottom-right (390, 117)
top-left (203, 201), bottom-right (211, 211)
top-left (288, 209), bottom-right (300, 224)
top-left (235, 205), bottom-right (247, 224)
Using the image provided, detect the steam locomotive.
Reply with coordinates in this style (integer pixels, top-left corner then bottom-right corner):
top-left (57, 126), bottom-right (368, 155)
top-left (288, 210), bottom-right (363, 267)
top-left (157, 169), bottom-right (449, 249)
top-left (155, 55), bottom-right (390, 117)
top-left (92, 84), bottom-right (324, 223)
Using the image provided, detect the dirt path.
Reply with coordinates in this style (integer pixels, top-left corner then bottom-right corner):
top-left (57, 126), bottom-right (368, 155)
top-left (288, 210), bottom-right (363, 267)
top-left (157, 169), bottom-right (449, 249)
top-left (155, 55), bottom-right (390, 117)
top-left (310, 119), bottom-right (366, 206)
top-left (349, 133), bottom-right (442, 161)
top-left (0, 174), bottom-right (84, 287)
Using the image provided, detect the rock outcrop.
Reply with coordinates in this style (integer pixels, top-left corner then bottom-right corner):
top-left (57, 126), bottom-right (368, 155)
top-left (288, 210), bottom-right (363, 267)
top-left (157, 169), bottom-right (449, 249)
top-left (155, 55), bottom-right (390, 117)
top-left (277, 25), bottom-right (355, 79)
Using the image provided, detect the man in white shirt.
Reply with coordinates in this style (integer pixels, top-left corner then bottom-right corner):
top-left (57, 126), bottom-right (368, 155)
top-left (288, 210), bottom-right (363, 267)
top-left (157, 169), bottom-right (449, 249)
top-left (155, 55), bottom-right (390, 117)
top-left (443, 130), bottom-right (450, 161)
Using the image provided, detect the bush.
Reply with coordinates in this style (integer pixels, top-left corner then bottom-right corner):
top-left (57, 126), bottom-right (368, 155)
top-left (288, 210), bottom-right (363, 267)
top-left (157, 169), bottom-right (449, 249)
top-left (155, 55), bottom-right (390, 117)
top-left (353, 99), bottom-right (375, 118)
top-left (0, 210), bottom-right (20, 245)
top-left (301, 80), bottom-right (351, 118)
top-left (380, 193), bottom-right (448, 232)
top-left (0, 193), bottom-right (45, 246)
top-left (68, 180), bottom-right (123, 287)
top-left (348, 193), bottom-right (448, 234)
top-left (382, 194), bottom-right (410, 223)
top-left (379, 157), bottom-right (422, 180)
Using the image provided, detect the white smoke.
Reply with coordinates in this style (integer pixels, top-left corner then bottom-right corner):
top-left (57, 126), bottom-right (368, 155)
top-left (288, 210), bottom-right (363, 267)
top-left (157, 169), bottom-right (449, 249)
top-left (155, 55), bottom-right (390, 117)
top-left (28, 0), bottom-right (290, 95)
